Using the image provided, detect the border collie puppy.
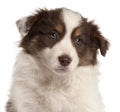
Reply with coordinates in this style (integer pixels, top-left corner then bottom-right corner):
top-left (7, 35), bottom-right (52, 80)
top-left (6, 8), bottom-right (109, 112)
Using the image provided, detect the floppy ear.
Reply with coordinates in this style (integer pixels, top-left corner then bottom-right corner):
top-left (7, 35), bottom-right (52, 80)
top-left (96, 35), bottom-right (109, 56)
top-left (16, 17), bottom-right (29, 37)
top-left (16, 16), bottom-right (35, 37)
top-left (81, 18), bottom-right (109, 56)
top-left (91, 26), bottom-right (109, 56)
top-left (86, 20), bottom-right (110, 56)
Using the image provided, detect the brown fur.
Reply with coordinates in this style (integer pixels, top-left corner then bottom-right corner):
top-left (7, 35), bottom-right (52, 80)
top-left (20, 8), bottom-right (65, 55)
top-left (72, 18), bottom-right (109, 65)
top-left (6, 101), bottom-right (16, 112)
top-left (19, 8), bottom-right (109, 65)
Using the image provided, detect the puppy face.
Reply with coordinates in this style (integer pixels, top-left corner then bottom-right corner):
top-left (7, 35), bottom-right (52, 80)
top-left (17, 8), bottom-right (109, 75)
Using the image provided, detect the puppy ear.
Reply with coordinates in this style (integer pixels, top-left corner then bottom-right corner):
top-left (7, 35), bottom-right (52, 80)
top-left (85, 20), bottom-right (110, 56)
top-left (16, 16), bottom-right (36, 37)
top-left (96, 35), bottom-right (109, 56)
top-left (16, 17), bottom-right (29, 37)
top-left (81, 18), bottom-right (109, 56)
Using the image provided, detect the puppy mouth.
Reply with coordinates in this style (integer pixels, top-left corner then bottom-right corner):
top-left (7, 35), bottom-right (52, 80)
top-left (55, 66), bottom-right (69, 73)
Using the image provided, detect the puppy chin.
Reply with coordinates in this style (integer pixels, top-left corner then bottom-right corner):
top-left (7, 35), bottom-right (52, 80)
top-left (50, 65), bottom-right (76, 76)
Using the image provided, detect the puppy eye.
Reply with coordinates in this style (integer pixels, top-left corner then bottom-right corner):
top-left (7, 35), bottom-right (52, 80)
top-left (50, 31), bottom-right (58, 39)
top-left (75, 37), bottom-right (82, 44)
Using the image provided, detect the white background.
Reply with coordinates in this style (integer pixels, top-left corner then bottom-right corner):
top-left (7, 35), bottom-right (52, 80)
top-left (0, 0), bottom-right (120, 112)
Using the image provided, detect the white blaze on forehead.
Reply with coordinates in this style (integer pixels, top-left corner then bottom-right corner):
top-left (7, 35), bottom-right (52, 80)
top-left (62, 8), bottom-right (82, 32)
top-left (47, 8), bottom-right (83, 73)
top-left (59, 8), bottom-right (82, 54)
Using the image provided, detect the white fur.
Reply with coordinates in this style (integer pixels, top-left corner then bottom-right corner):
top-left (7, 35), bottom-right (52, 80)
top-left (62, 8), bottom-right (82, 30)
top-left (9, 8), bottom-right (104, 112)
top-left (10, 51), bottom-right (104, 112)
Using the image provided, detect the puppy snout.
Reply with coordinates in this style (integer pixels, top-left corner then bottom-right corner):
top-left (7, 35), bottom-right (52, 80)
top-left (58, 55), bottom-right (72, 66)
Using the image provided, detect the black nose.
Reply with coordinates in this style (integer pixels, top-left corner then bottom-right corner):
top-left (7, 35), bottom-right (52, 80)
top-left (58, 55), bottom-right (72, 66)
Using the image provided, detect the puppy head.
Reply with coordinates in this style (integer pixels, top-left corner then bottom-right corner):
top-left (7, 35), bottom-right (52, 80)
top-left (16, 8), bottom-right (109, 75)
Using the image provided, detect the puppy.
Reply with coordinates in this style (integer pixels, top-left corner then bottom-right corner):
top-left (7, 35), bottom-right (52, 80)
top-left (6, 8), bottom-right (109, 112)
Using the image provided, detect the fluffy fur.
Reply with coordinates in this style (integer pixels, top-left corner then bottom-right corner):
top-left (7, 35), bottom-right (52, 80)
top-left (6, 8), bottom-right (109, 112)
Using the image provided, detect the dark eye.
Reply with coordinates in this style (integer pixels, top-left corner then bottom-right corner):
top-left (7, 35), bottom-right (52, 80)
top-left (75, 37), bottom-right (82, 44)
top-left (50, 31), bottom-right (58, 39)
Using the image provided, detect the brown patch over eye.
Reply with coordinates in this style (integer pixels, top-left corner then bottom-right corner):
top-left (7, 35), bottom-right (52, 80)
top-left (71, 17), bottom-right (109, 66)
top-left (71, 25), bottom-right (98, 66)
top-left (20, 8), bottom-right (66, 55)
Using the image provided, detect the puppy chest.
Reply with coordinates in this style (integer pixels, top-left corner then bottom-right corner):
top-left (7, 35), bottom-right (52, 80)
top-left (36, 87), bottom-right (83, 112)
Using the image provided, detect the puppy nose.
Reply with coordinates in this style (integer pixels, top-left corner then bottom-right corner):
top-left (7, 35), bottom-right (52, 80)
top-left (58, 55), bottom-right (72, 66)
